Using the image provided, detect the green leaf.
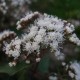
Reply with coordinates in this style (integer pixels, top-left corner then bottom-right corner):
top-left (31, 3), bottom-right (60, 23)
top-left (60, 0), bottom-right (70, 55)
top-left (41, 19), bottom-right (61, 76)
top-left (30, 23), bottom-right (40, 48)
top-left (0, 61), bottom-right (30, 76)
top-left (17, 69), bottom-right (26, 80)
top-left (38, 53), bottom-right (50, 74)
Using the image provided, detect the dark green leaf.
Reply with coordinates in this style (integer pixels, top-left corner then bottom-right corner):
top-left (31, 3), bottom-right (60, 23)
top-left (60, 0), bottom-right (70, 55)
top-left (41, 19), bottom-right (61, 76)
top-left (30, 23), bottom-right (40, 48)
top-left (0, 62), bottom-right (30, 76)
top-left (38, 53), bottom-right (50, 74)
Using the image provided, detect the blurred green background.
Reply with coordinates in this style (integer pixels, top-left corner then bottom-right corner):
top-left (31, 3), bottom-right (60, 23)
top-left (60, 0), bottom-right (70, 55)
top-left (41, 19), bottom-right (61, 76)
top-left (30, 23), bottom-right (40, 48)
top-left (30, 0), bottom-right (80, 19)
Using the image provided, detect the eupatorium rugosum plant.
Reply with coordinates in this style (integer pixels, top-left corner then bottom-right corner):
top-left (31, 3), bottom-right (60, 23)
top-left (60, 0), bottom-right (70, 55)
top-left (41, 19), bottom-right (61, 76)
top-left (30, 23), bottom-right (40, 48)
top-left (0, 11), bottom-right (80, 80)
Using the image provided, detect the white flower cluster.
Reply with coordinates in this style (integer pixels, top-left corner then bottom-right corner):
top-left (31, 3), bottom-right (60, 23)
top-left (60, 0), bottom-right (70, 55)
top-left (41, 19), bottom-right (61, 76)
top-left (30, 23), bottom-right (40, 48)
top-left (68, 70), bottom-right (75, 78)
top-left (61, 62), bottom-right (75, 79)
top-left (0, 0), bottom-right (8, 14)
top-left (70, 61), bottom-right (80, 80)
top-left (69, 34), bottom-right (80, 46)
top-left (65, 23), bottom-right (74, 33)
top-left (3, 37), bottom-right (21, 59)
top-left (17, 12), bottom-right (77, 60)
top-left (2, 12), bottom-right (80, 66)
top-left (0, 30), bottom-right (16, 41)
top-left (62, 61), bottom-right (80, 80)
top-left (17, 12), bottom-right (39, 30)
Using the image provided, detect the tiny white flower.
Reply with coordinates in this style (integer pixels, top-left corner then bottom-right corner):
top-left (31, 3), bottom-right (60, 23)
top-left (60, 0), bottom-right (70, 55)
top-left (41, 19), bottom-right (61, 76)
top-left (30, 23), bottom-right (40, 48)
top-left (68, 71), bottom-right (75, 78)
top-left (36, 58), bottom-right (41, 62)
top-left (26, 60), bottom-right (30, 64)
